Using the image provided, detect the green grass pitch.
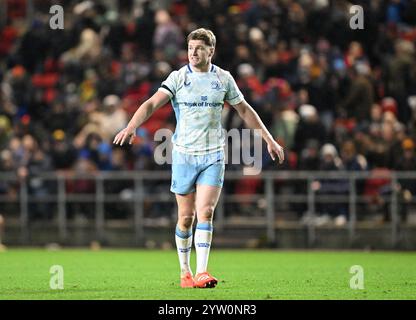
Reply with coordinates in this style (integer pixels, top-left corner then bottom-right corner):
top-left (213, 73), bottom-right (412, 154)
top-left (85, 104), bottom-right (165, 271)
top-left (0, 249), bottom-right (415, 300)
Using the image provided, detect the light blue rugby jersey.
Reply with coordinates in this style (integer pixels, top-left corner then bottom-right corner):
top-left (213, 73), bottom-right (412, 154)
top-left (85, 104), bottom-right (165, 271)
top-left (158, 64), bottom-right (244, 155)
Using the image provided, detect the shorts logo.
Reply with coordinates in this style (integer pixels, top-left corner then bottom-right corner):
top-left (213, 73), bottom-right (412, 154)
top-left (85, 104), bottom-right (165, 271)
top-left (211, 81), bottom-right (221, 90)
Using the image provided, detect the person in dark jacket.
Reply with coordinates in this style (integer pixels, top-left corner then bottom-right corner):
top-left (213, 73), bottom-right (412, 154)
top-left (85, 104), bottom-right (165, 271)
top-left (338, 63), bottom-right (375, 123)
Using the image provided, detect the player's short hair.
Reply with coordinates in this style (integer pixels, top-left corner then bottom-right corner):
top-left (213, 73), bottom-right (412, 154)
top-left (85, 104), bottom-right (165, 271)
top-left (187, 28), bottom-right (216, 48)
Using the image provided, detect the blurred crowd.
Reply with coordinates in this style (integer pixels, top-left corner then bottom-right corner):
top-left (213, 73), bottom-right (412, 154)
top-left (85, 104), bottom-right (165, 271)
top-left (1, 0), bottom-right (416, 223)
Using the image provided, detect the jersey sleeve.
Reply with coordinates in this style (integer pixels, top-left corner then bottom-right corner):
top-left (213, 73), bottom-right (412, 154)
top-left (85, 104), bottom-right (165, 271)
top-left (224, 72), bottom-right (244, 105)
top-left (158, 70), bottom-right (179, 99)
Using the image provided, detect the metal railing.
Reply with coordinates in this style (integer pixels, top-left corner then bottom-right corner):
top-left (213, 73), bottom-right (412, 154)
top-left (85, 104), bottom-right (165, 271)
top-left (0, 170), bottom-right (415, 247)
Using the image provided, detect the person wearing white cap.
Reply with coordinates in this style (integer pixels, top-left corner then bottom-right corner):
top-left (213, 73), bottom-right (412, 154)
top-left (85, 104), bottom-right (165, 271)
top-left (294, 104), bottom-right (326, 153)
top-left (317, 143), bottom-right (348, 226)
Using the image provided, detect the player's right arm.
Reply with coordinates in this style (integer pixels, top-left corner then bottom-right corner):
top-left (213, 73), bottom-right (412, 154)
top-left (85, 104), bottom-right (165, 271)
top-left (113, 90), bottom-right (170, 146)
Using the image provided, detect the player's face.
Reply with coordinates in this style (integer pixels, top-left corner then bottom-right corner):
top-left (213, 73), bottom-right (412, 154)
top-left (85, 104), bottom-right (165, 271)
top-left (188, 40), bottom-right (214, 68)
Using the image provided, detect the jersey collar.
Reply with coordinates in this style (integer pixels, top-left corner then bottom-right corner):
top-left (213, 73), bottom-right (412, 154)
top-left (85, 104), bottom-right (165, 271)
top-left (187, 63), bottom-right (216, 73)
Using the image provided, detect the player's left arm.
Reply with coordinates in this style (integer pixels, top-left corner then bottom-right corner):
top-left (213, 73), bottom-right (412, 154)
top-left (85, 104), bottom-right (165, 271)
top-left (232, 100), bottom-right (284, 164)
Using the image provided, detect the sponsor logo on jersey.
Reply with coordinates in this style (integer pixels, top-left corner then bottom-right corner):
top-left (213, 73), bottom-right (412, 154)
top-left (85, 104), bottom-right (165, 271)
top-left (211, 81), bottom-right (221, 90)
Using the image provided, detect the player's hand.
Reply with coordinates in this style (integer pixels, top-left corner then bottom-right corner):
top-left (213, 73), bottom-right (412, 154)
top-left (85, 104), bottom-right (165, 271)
top-left (267, 140), bottom-right (284, 164)
top-left (113, 126), bottom-right (136, 146)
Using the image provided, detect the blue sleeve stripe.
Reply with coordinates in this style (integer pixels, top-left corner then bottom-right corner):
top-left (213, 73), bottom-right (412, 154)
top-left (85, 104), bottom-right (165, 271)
top-left (228, 94), bottom-right (241, 101)
top-left (175, 225), bottom-right (192, 239)
top-left (196, 222), bottom-right (213, 231)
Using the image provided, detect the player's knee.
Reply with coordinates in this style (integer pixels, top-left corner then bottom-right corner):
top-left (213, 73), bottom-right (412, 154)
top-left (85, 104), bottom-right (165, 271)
top-left (198, 206), bottom-right (214, 222)
top-left (178, 215), bottom-right (194, 229)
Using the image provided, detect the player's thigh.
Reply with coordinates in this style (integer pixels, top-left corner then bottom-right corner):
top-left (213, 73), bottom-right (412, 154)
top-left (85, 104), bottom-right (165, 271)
top-left (175, 192), bottom-right (196, 218)
top-left (171, 150), bottom-right (198, 194)
top-left (195, 184), bottom-right (222, 220)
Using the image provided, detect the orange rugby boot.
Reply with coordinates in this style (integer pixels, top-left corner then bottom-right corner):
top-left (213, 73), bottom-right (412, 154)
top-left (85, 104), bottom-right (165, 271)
top-left (194, 272), bottom-right (218, 288)
top-left (180, 272), bottom-right (196, 288)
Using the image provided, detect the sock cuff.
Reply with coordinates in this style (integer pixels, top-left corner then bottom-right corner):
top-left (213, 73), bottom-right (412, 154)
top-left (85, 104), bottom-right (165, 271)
top-left (196, 221), bottom-right (213, 232)
top-left (175, 225), bottom-right (192, 239)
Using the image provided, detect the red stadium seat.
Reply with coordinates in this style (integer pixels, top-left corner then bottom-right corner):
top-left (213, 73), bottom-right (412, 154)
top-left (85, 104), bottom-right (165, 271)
top-left (31, 73), bottom-right (59, 88)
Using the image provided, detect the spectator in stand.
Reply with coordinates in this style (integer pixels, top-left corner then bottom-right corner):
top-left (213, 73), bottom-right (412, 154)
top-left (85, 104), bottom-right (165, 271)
top-left (66, 157), bottom-right (97, 220)
top-left (368, 117), bottom-right (397, 169)
top-left (298, 139), bottom-right (320, 171)
top-left (271, 106), bottom-right (299, 151)
top-left (293, 104), bottom-right (326, 154)
top-left (42, 101), bottom-right (73, 135)
top-left (96, 95), bottom-right (128, 142)
top-left (337, 62), bottom-right (375, 124)
top-left (50, 130), bottom-right (78, 170)
top-left (118, 43), bottom-right (151, 91)
top-left (4, 65), bottom-right (32, 115)
top-left (61, 27), bottom-right (102, 68)
top-left (0, 116), bottom-right (12, 150)
top-left (340, 139), bottom-right (368, 216)
top-left (153, 9), bottom-right (184, 64)
top-left (385, 39), bottom-right (416, 123)
top-left (13, 134), bottom-right (54, 220)
top-left (394, 138), bottom-right (416, 223)
top-left (313, 143), bottom-right (349, 226)
top-left (132, 128), bottom-right (154, 171)
top-left (340, 140), bottom-right (368, 172)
